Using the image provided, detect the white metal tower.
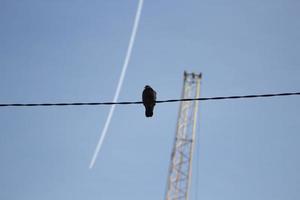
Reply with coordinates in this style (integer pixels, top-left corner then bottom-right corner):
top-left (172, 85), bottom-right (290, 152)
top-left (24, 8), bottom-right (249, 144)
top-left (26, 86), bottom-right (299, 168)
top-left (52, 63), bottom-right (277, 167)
top-left (165, 71), bottom-right (202, 200)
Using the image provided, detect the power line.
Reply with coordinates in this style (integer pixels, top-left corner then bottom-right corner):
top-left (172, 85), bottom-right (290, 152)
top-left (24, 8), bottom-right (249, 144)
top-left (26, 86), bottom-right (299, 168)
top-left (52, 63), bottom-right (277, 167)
top-left (156, 92), bottom-right (300, 103)
top-left (0, 92), bottom-right (299, 107)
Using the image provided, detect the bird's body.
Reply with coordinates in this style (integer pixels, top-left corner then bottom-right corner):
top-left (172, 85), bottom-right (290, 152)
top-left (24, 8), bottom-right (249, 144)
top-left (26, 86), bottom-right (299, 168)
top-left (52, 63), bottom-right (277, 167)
top-left (142, 85), bottom-right (156, 117)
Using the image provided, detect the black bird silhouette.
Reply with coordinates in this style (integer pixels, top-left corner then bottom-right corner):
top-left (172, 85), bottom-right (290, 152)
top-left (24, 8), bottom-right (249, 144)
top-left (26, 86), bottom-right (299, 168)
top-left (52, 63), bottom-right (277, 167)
top-left (142, 85), bottom-right (156, 117)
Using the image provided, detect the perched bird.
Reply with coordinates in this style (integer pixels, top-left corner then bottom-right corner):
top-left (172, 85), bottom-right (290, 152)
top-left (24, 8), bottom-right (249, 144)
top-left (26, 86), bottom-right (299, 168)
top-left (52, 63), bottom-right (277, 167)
top-left (142, 85), bottom-right (156, 117)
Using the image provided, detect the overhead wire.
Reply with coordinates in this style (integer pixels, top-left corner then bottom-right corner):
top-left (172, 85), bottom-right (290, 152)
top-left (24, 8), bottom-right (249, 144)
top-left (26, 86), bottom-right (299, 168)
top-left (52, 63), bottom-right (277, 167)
top-left (0, 92), bottom-right (300, 107)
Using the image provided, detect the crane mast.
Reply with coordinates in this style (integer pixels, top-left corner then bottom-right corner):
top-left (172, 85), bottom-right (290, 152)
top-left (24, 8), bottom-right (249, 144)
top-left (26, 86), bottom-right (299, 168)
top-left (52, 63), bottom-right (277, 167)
top-left (165, 71), bottom-right (202, 200)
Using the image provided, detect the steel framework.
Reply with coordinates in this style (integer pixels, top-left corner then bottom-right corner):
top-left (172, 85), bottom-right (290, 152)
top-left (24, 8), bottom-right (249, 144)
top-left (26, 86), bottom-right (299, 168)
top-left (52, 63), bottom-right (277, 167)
top-left (165, 71), bottom-right (202, 200)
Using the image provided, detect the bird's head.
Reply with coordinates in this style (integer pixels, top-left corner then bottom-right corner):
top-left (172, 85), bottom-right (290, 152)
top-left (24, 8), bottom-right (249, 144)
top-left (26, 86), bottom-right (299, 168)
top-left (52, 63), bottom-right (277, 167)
top-left (145, 85), bottom-right (151, 89)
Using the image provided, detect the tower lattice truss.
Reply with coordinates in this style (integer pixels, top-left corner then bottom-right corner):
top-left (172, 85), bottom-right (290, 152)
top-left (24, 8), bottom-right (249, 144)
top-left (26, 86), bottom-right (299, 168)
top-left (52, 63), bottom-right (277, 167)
top-left (165, 72), bottom-right (201, 200)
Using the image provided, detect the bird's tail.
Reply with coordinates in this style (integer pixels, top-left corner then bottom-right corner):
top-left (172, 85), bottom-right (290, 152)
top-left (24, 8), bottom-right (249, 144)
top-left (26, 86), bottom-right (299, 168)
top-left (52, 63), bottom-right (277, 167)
top-left (145, 108), bottom-right (153, 117)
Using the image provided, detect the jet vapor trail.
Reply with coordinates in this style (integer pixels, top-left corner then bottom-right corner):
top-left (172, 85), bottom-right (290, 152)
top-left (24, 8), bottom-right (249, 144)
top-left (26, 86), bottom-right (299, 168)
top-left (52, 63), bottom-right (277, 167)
top-left (89, 0), bottom-right (144, 169)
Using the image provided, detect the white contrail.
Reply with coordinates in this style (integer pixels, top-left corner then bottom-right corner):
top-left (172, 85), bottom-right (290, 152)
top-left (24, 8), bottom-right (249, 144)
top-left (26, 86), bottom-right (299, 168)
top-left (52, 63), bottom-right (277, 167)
top-left (89, 0), bottom-right (144, 169)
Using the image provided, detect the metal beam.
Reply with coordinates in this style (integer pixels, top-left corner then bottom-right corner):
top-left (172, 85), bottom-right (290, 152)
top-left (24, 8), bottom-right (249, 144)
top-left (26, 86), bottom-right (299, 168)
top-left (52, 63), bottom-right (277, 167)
top-left (165, 72), bottom-right (202, 200)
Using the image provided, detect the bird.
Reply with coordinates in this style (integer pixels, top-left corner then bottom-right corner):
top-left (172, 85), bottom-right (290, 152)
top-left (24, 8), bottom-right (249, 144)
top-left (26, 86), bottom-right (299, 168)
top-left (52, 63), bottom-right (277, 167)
top-left (142, 85), bottom-right (156, 117)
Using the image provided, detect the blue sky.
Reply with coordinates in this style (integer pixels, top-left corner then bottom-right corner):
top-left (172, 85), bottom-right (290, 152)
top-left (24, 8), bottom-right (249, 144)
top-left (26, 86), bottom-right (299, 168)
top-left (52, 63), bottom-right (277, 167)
top-left (0, 0), bottom-right (300, 199)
